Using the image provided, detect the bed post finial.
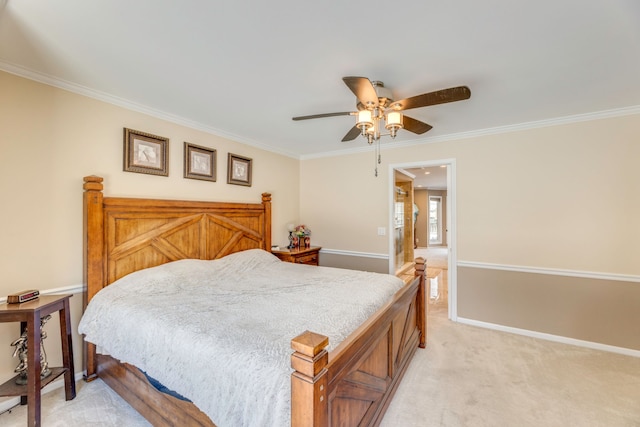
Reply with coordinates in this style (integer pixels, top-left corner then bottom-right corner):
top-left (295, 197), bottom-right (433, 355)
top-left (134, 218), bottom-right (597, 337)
top-left (414, 257), bottom-right (427, 348)
top-left (291, 330), bottom-right (329, 427)
top-left (83, 175), bottom-right (104, 191)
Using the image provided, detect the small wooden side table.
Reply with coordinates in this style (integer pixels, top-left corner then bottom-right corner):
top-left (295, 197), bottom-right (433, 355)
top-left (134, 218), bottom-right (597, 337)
top-left (0, 294), bottom-right (76, 427)
top-left (272, 246), bottom-right (321, 266)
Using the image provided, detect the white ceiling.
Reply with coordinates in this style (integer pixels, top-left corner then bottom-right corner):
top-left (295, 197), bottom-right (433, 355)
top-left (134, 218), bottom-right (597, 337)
top-left (405, 166), bottom-right (448, 190)
top-left (2, 0), bottom-right (639, 159)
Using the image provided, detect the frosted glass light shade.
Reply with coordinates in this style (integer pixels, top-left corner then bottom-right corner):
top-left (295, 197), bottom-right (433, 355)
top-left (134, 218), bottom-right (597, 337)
top-left (356, 110), bottom-right (373, 129)
top-left (385, 111), bottom-right (403, 128)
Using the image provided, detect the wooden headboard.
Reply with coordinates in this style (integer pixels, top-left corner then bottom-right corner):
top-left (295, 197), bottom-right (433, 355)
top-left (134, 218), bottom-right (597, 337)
top-left (83, 175), bottom-right (272, 301)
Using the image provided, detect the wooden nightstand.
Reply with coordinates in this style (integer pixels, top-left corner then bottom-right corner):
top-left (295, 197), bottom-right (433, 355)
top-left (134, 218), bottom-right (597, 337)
top-left (272, 246), bottom-right (321, 266)
top-left (0, 294), bottom-right (76, 427)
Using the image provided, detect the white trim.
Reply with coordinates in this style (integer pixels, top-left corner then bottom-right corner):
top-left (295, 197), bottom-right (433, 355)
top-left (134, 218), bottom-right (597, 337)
top-left (320, 248), bottom-right (388, 260)
top-left (0, 60), bottom-right (298, 160)
top-left (447, 162), bottom-right (458, 321)
top-left (388, 166), bottom-right (397, 275)
top-left (0, 284), bottom-right (84, 304)
top-left (0, 372), bottom-right (86, 415)
top-left (457, 317), bottom-right (640, 358)
top-left (457, 260), bottom-right (640, 283)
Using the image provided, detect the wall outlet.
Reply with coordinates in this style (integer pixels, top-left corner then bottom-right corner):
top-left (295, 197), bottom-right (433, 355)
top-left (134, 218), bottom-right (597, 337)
top-left (377, 227), bottom-right (386, 236)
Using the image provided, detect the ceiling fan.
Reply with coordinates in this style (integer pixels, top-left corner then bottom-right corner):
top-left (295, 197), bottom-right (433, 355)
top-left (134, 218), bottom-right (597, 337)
top-left (292, 77), bottom-right (471, 144)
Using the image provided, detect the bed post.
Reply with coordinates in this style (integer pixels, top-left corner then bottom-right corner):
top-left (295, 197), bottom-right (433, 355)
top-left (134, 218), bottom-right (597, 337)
top-left (83, 175), bottom-right (105, 379)
top-left (262, 192), bottom-right (272, 250)
top-left (291, 331), bottom-right (329, 426)
top-left (414, 257), bottom-right (427, 348)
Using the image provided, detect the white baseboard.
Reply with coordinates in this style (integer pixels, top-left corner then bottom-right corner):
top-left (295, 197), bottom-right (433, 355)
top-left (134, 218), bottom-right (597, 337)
top-left (457, 316), bottom-right (640, 358)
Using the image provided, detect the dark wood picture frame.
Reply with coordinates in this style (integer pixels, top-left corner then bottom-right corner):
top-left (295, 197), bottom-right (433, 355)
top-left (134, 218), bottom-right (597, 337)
top-left (123, 128), bottom-right (169, 176)
top-left (184, 142), bottom-right (216, 182)
top-left (227, 153), bottom-right (252, 186)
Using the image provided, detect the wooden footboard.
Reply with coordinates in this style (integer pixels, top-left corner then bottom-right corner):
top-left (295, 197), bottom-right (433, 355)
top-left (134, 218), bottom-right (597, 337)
top-left (82, 176), bottom-right (426, 427)
top-left (291, 259), bottom-right (426, 426)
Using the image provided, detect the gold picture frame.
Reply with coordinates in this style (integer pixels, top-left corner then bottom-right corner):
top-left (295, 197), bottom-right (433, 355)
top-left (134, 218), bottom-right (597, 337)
top-left (123, 128), bottom-right (169, 176)
top-left (227, 153), bottom-right (252, 186)
top-left (184, 142), bottom-right (216, 182)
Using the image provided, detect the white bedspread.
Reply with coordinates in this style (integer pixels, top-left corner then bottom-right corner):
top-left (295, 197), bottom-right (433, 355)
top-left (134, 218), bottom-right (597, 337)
top-left (78, 249), bottom-right (404, 427)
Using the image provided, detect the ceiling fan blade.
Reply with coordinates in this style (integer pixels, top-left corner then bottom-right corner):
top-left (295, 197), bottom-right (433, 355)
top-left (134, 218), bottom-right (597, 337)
top-left (341, 126), bottom-right (361, 142)
top-left (342, 76), bottom-right (379, 108)
top-left (402, 115), bottom-right (433, 135)
top-left (292, 111), bottom-right (353, 121)
top-left (390, 86), bottom-right (471, 111)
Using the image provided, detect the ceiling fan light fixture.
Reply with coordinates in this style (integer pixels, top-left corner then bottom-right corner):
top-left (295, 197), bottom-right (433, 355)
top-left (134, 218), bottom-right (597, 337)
top-left (385, 111), bottom-right (403, 138)
top-left (356, 110), bottom-right (373, 131)
top-left (292, 77), bottom-right (470, 176)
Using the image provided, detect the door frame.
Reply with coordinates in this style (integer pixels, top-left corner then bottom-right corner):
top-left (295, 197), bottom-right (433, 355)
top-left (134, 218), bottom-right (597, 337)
top-left (388, 158), bottom-right (458, 321)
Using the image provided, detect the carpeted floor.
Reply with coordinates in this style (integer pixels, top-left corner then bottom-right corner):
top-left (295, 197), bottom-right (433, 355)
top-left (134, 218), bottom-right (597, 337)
top-left (0, 376), bottom-right (151, 426)
top-left (2, 268), bottom-right (639, 426)
top-left (382, 269), bottom-right (640, 427)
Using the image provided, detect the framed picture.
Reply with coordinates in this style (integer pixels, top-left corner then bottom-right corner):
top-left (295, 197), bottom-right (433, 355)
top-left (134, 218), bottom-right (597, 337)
top-left (123, 128), bottom-right (169, 176)
top-left (184, 142), bottom-right (216, 181)
top-left (227, 153), bottom-right (252, 186)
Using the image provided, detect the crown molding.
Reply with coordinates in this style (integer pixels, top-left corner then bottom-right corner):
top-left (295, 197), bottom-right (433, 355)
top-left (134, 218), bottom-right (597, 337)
top-left (0, 60), bottom-right (299, 159)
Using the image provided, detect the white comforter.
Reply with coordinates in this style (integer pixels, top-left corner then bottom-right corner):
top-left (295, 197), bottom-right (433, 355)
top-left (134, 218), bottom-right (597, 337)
top-left (78, 249), bottom-right (404, 427)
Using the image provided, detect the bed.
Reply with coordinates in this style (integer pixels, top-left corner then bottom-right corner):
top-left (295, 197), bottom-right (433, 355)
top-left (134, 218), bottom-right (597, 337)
top-left (81, 175), bottom-right (426, 427)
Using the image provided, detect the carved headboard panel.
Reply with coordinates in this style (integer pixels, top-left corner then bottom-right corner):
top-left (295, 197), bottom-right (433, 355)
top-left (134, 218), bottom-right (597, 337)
top-left (83, 175), bottom-right (272, 304)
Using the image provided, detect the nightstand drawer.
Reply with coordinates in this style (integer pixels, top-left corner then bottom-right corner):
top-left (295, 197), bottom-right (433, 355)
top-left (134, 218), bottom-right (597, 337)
top-left (296, 253), bottom-right (319, 265)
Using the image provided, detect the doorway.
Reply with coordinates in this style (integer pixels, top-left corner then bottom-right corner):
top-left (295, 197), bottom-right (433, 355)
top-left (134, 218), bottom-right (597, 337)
top-left (389, 160), bottom-right (457, 321)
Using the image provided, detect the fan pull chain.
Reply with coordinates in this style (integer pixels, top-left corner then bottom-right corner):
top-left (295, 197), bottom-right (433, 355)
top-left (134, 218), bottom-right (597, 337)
top-left (374, 138), bottom-right (381, 177)
top-left (374, 151), bottom-right (378, 177)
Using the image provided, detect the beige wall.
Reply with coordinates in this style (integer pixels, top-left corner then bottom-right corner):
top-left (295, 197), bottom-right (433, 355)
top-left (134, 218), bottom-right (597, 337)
top-left (458, 267), bottom-right (640, 350)
top-left (0, 71), bottom-right (300, 390)
top-left (302, 115), bottom-right (640, 274)
top-left (301, 112), bottom-right (640, 350)
top-left (300, 152), bottom-right (391, 253)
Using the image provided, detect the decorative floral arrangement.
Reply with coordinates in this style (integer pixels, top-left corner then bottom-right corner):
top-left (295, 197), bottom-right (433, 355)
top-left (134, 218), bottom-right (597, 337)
top-left (294, 224), bottom-right (311, 237)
